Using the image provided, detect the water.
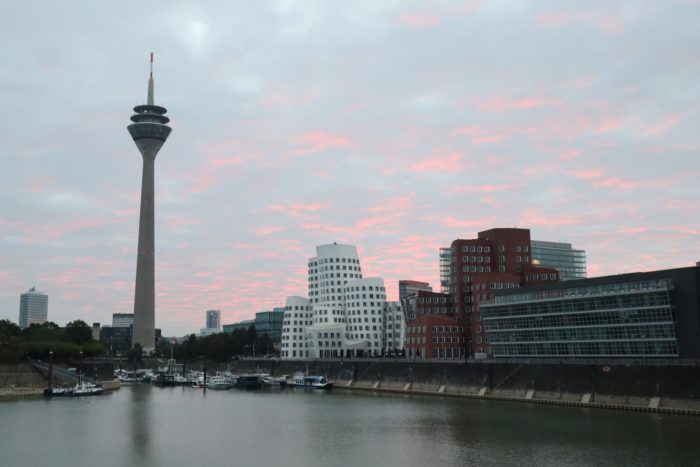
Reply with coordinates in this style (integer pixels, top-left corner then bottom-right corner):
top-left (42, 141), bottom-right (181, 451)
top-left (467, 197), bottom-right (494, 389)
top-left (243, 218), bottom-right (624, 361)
top-left (1, 385), bottom-right (699, 467)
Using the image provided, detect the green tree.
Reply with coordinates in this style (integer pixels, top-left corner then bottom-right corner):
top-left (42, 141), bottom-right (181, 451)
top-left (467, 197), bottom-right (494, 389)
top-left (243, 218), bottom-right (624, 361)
top-left (0, 319), bottom-right (23, 362)
top-left (22, 322), bottom-right (62, 342)
top-left (64, 320), bottom-right (93, 345)
top-left (127, 343), bottom-right (143, 363)
top-left (255, 333), bottom-right (274, 356)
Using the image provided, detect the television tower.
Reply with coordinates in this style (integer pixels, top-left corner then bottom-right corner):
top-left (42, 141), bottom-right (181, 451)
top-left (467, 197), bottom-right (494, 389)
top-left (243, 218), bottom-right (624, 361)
top-left (127, 53), bottom-right (172, 352)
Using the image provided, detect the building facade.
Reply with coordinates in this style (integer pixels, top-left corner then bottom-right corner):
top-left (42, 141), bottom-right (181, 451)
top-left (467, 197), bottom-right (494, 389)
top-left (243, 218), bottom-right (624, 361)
top-left (445, 228), bottom-right (560, 356)
top-left (206, 310), bottom-right (221, 331)
top-left (280, 243), bottom-right (400, 359)
top-left (280, 296), bottom-right (312, 359)
top-left (223, 319), bottom-right (255, 334)
top-left (112, 313), bottom-right (134, 327)
top-left (18, 287), bottom-right (48, 329)
top-left (398, 280), bottom-right (432, 301)
top-left (531, 240), bottom-right (587, 281)
top-left (383, 301), bottom-right (405, 355)
top-left (405, 314), bottom-right (466, 360)
top-left (255, 308), bottom-right (284, 346)
top-left (481, 266), bottom-right (700, 359)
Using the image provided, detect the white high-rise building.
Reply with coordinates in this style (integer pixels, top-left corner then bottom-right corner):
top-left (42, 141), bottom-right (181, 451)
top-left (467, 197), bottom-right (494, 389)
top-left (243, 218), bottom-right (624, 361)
top-left (281, 296), bottom-right (312, 359)
top-left (382, 301), bottom-right (405, 355)
top-left (18, 287), bottom-right (48, 329)
top-left (280, 243), bottom-right (404, 359)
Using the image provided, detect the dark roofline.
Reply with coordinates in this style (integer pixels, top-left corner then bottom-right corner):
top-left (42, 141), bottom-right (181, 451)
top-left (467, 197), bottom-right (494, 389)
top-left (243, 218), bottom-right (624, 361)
top-left (494, 265), bottom-right (699, 297)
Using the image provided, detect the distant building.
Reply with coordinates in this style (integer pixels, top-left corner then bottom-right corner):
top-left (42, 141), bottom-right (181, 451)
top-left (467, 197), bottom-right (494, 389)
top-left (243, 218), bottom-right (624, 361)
top-left (531, 240), bottom-right (587, 281)
top-left (206, 310), bottom-right (221, 331)
top-left (398, 280), bottom-right (432, 301)
top-left (223, 319), bottom-right (255, 334)
top-left (18, 287), bottom-right (48, 329)
top-left (112, 313), bottom-right (134, 327)
top-left (91, 323), bottom-right (100, 341)
top-left (481, 265), bottom-right (700, 359)
top-left (255, 308), bottom-right (284, 347)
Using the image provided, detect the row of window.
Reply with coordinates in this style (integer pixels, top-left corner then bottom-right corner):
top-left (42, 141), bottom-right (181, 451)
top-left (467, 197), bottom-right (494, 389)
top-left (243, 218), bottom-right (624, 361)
top-left (484, 307), bottom-right (674, 331)
top-left (309, 257), bottom-right (360, 267)
top-left (491, 340), bottom-right (679, 357)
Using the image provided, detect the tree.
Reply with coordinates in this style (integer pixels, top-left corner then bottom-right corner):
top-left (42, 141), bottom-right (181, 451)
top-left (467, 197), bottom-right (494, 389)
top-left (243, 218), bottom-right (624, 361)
top-left (22, 322), bottom-right (62, 342)
top-left (64, 320), bottom-right (94, 345)
top-left (0, 319), bottom-right (20, 340)
top-left (255, 333), bottom-right (273, 356)
top-left (127, 343), bottom-right (143, 363)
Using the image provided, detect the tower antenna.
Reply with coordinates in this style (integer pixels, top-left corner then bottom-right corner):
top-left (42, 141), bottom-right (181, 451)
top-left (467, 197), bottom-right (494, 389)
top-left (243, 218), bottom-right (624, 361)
top-left (147, 52), bottom-right (155, 105)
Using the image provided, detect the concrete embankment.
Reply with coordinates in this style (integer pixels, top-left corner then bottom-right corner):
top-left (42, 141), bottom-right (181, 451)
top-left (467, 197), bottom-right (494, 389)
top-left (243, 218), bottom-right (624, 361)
top-left (0, 363), bottom-right (45, 397)
top-left (237, 359), bottom-right (700, 416)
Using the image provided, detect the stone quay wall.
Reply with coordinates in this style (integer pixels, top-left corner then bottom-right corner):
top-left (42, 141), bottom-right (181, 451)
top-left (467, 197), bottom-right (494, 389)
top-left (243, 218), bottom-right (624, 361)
top-left (237, 359), bottom-right (700, 415)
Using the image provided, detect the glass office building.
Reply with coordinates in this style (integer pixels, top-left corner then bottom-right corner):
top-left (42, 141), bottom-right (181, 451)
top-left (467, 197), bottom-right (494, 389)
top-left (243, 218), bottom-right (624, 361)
top-left (480, 266), bottom-right (700, 359)
top-left (531, 240), bottom-right (587, 281)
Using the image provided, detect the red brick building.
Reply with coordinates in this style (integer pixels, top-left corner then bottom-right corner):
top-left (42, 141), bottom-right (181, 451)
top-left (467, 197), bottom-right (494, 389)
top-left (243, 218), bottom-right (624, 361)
top-left (447, 228), bottom-right (560, 356)
top-left (405, 314), bottom-right (465, 360)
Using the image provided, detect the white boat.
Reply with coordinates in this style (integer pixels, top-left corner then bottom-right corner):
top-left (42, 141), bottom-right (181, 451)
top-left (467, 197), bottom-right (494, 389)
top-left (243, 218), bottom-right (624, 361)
top-left (290, 372), bottom-right (332, 389)
top-left (261, 374), bottom-right (288, 386)
top-left (206, 375), bottom-right (232, 390)
top-left (70, 380), bottom-right (105, 396)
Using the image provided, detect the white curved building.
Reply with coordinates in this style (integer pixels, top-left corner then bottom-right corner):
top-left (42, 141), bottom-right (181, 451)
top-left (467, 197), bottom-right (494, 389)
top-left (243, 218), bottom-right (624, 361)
top-left (345, 277), bottom-right (386, 357)
top-left (280, 296), bottom-right (312, 359)
top-left (280, 242), bottom-right (404, 359)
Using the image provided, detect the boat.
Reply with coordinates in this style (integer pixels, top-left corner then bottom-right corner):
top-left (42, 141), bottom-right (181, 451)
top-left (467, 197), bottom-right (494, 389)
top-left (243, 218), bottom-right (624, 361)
top-left (290, 372), bottom-right (333, 389)
top-left (69, 380), bottom-right (105, 396)
top-left (206, 374), bottom-right (232, 390)
top-left (261, 374), bottom-right (288, 387)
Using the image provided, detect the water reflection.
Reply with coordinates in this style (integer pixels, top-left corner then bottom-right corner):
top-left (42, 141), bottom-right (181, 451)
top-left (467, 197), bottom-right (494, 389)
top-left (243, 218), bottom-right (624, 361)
top-left (129, 384), bottom-right (151, 465)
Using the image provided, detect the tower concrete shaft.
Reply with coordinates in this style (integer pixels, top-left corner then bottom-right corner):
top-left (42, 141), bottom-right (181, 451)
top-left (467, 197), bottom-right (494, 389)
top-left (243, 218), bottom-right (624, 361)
top-left (127, 53), bottom-right (171, 352)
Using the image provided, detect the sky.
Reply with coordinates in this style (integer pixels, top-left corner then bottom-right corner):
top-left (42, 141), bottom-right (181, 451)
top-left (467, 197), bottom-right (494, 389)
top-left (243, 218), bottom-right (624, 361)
top-left (1, 0), bottom-right (699, 336)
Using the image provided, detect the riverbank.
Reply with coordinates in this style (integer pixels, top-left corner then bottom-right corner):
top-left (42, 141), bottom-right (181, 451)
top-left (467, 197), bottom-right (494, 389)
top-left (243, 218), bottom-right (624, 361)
top-left (339, 381), bottom-right (700, 417)
top-left (236, 358), bottom-right (700, 416)
top-left (0, 363), bottom-right (45, 398)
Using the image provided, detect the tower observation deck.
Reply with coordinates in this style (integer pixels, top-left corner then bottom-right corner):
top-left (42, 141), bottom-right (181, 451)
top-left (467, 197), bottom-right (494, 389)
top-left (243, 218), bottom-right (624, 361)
top-left (127, 53), bottom-right (171, 353)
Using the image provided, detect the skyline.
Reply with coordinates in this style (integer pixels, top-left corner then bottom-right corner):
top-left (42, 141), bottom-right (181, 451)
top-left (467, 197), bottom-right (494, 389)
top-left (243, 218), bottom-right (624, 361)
top-left (1, 1), bottom-right (699, 336)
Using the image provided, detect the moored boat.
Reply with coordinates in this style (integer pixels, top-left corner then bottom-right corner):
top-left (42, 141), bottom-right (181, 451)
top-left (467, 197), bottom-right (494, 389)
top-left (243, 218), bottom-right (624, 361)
top-left (290, 372), bottom-right (332, 389)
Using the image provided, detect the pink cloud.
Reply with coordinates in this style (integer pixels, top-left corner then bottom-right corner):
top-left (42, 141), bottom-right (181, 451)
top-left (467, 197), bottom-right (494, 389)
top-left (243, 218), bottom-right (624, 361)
top-left (478, 96), bottom-right (564, 111)
top-left (400, 11), bottom-right (442, 28)
top-left (451, 183), bottom-right (520, 193)
top-left (266, 202), bottom-right (329, 217)
top-left (211, 156), bottom-right (243, 167)
top-left (641, 114), bottom-right (681, 137)
top-left (260, 89), bottom-right (318, 108)
top-left (519, 209), bottom-right (586, 226)
top-left (567, 74), bottom-right (599, 89)
top-left (255, 226), bottom-right (286, 236)
top-left (559, 149), bottom-right (581, 159)
top-left (409, 152), bottom-right (462, 172)
top-left (288, 132), bottom-right (352, 157)
top-left (452, 125), bottom-right (537, 144)
top-left (593, 118), bottom-right (625, 134)
top-left (592, 177), bottom-right (641, 190)
top-left (441, 216), bottom-right (496, 228)
top-left (568, 169), bottom-right (604, 180)
top-left (535, 12), bottom-right (573, 26)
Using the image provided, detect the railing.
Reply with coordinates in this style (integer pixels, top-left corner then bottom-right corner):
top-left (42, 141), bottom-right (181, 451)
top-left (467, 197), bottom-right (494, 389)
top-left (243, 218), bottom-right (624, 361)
top-left (28, 358), bottom-right (95, 384)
